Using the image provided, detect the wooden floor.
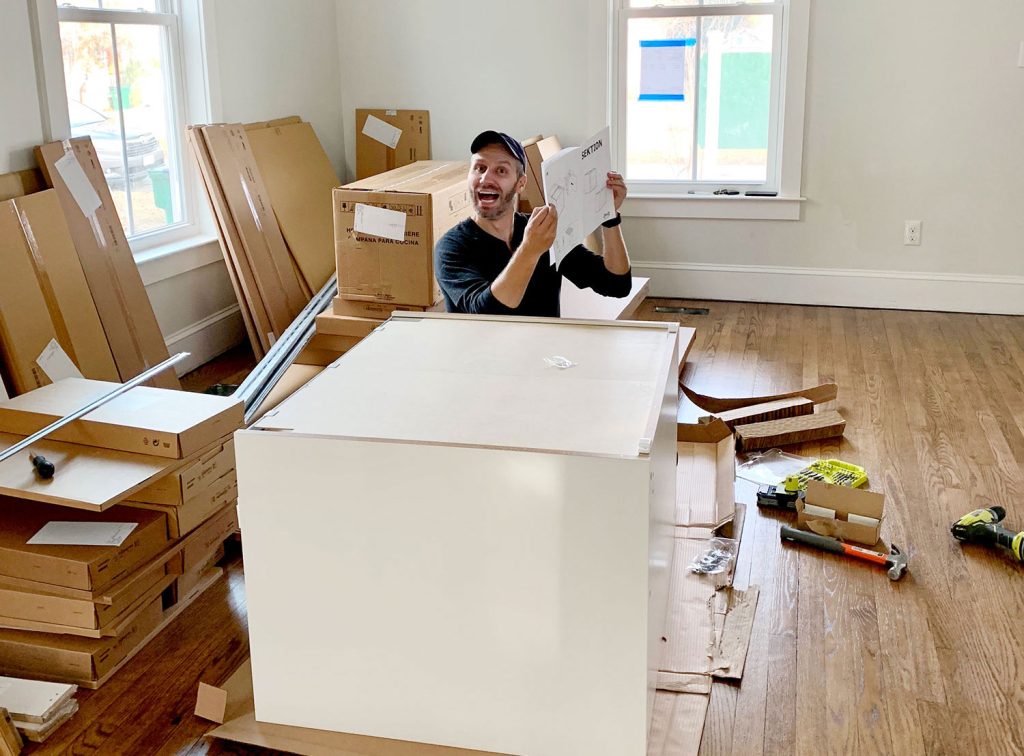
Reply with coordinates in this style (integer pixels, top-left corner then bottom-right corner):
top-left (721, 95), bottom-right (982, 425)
top-left (24, 299), bottom-right (1024, 754)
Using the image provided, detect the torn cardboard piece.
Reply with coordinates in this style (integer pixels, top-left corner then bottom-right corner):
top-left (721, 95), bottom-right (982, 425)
top-left (680, 381), bottom-right (838, 414)
top-left (675, 435), bottom-right (735, 529)
top-left (197, 659), bottom-right (507, 755)
top-left (700, 397), bottom-right (814, 429)
top-left (734, 410), bottom-right (846, 451)
top-left (711, 585), bottom-right (760, 680)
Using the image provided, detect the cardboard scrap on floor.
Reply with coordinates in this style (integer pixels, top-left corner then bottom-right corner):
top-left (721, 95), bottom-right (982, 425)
top-left (197, 659), bottom-right (504, 756)
top-left (734, 409), bottom-right (846, 451)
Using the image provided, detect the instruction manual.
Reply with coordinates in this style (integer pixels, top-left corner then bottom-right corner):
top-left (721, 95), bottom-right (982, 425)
top-left (541, 126), bottom-right (616, 267)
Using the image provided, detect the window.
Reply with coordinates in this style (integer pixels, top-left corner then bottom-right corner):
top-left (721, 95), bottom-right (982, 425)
top-left (55, 0), bottom-right (189, 241)
top-left (613, 0), bottom-right (806, 205)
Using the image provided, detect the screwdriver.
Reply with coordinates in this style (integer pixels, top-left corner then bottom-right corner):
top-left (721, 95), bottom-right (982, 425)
top-left (29, 452), bottom-right (55, 480)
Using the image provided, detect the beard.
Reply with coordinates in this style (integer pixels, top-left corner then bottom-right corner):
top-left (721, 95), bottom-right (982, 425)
top-left (473, 185), bottom-right (518, 220)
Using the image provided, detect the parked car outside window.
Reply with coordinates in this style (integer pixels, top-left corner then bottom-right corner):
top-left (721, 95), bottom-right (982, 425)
top-left (68, 99), bottom-right (165, 184)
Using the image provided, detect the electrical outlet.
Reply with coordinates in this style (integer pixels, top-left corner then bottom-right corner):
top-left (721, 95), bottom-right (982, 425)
top-left (904, 220), bottom-right (922, 246)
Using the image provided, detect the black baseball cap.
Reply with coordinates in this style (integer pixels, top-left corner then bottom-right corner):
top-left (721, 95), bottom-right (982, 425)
top-left (470, 131), bottom-right (526, 171)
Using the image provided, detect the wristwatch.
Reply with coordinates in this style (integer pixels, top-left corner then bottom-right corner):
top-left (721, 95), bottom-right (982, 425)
top-left (602, 213), bottom-right (622, 228)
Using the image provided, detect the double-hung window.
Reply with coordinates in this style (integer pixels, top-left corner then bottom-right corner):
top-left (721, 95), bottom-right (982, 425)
top-left (613, 0), bottom-right (806, 207)
top-left (55, 0), bottom-right (190, 243)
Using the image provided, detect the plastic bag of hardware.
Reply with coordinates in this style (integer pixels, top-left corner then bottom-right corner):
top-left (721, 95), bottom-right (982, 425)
top-left (543, 355), bottom-right (577, 369)
top-left (687, 537), bottom-right (738, 576)
top-left (736, 448), bottom-right (811, 486)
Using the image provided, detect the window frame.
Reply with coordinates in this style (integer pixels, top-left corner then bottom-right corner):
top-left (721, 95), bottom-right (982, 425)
top-left (611, 0), bottom-right (809, 220)
top-left (32, 0), bottom-right (213, 253)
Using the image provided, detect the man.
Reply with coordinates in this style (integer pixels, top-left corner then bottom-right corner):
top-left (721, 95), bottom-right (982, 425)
top-left (435, 130), bottom-right (632, 317)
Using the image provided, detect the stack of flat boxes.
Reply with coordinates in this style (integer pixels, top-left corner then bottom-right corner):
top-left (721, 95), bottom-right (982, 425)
top-left (0, 379), bottom-right (242, 688)
top-left (297, 161), bottom-right (473, 366)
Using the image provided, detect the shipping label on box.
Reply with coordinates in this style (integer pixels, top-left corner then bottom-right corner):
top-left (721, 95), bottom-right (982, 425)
top-left (796, 480), bottom-right (884, 546)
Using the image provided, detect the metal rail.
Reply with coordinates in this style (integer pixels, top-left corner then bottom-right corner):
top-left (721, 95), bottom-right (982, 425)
top-left (0, 352), bottom-right (190, 464)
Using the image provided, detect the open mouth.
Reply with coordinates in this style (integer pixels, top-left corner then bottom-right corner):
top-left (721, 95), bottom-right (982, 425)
top-left (475, 189), bottom-right (501, 208)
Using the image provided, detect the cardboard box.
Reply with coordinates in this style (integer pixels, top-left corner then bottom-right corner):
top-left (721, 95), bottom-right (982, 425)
top-left (248, 363), bottom-right (324, 423)
top-left (315, 312), bottom-right (384, 339)
top-left (131, 438), bottom-right (235, 506)
top-left (355, 109), bottom-right (430, 180)
top-left (0, 379), bottom-right (243, 459)
top-left (293, 346), bottom-right (343, 367)
top-left (125, 470), bottom-right (237, 539)
top-left (332, 297), bottom-right (426, 319)
top-left (521, 135), bottom-right (562, 211)
top-left (35, 138), bottom-right (178, 390)
top-left (176, 545), bottom-right (224, 600)
top-left (0, 500), bottom-right (169, 592)
top-left (308, 333), bottom-right (362, 353)
top-left (0, 555), bottom-right (171, 630)
top-left (0, 192), bottom-right (119, 395)
top-left (247, 120), bottom-right (340, 292)
top-left (796, 480), bottom-right (884, 546)
top-left (334, 161), bottom-right (471, 306)
top-left (0, 595), bottom-right (163, 684)
top-left (180, 504), bottom-right (238, 574)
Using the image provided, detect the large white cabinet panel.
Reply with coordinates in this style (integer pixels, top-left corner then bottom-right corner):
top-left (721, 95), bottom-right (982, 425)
top-left (236, 314), bottom-right (679, 756)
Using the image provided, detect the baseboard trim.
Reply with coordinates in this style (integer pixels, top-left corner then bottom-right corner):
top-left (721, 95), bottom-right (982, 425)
top-left (164, 304), bottom-right (245, 376)
top-left (632, 260), bottom-right (1024, 315)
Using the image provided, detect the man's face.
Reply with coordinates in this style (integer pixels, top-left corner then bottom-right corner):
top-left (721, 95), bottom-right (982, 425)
top-left (469, 144), bottom-right (525, 220)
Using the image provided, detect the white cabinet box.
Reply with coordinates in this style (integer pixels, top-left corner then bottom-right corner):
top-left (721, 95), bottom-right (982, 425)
top-left (235, 313), bottom-right (679, 756)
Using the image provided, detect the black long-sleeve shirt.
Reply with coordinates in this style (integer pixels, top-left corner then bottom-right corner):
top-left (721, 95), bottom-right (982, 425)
top-left (434, 214), bottom-right (632, 317)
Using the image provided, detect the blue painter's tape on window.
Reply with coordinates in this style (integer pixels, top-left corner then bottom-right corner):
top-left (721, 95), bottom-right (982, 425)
top-left (640, 38), bottom-right (697, 48)
top-left (639, 94), bottom-right (686, 101)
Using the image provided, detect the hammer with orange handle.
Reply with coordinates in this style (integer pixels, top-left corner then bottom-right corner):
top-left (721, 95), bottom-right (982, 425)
top-left (780, 524), bottom-right (907, 581)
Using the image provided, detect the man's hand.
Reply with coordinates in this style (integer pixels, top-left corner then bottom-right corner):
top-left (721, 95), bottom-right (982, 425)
top-left (521, 204), bottom-right (558, 258)
top-left (607, 172), bottom-right (627, 212)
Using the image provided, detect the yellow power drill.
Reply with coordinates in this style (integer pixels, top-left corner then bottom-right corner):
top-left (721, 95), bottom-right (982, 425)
top-left (950, 506), bottom-right (1024, 563)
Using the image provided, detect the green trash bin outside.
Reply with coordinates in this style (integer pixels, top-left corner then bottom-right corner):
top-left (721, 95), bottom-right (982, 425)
top-left (148, 167), bottom-right (173, 223)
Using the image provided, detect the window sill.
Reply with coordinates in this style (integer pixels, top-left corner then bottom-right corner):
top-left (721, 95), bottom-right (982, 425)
top-left (622, 194), bottom-right (805, 221)
top-left (135, 234), bottom-right (223, 287)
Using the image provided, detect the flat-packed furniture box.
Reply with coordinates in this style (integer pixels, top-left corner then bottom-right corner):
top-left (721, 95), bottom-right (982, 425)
top-left (0, 596), bottom-right (163, 685)
top-left (334, 161), bottom-right (471, 306)
top-left (355, 109), bottom-right (430, 180)
top-left (125, 469), bottom-right (237, 538)
top-left (0, 499), bottom-right (168, 592)
top-left (132, 438), bottom-right (235, 505)
top-left (236, 312), bottom-right (679, 756)
top-left (0, 379), bottom-right (243, 459)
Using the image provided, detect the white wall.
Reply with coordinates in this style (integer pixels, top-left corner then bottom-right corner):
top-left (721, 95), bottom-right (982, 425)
top-left (210, 0), bottom-right (345, 174)
top-left (336, 0), bottom-right (607, 179)
top-left (337, 0), bottom-right (1024, 313)
top-left (0, 2), bottom-right (45, 173)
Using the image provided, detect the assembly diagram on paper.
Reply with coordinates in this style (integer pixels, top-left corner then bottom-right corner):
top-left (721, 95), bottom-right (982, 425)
top-left (540, 126), bottom-right (616, 267)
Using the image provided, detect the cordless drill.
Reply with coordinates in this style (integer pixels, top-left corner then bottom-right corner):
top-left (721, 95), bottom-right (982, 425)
top-left (950, 506), bottom-right (1024, 563)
